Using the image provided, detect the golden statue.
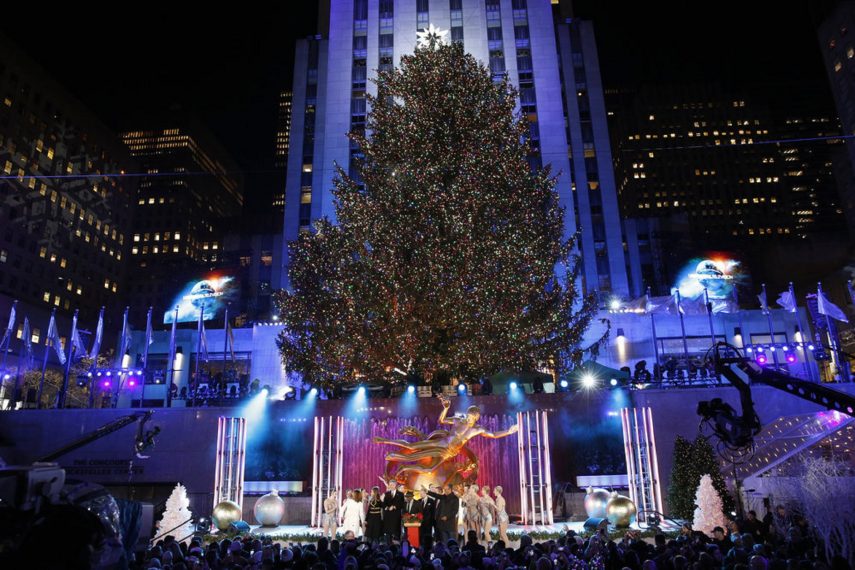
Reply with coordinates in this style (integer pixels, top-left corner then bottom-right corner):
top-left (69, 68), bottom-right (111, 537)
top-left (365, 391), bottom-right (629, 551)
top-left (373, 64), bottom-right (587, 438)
top-left (374, 394), bottom-right (519, 489)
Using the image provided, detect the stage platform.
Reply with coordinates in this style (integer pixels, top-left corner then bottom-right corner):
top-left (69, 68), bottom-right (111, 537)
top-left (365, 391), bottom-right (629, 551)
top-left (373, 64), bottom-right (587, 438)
top-left (240, 521), bottom-right (678, 544)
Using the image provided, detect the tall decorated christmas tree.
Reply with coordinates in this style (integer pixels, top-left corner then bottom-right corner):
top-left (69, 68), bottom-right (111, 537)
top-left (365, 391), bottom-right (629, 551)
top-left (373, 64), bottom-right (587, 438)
top-left (276, 34), bottom-right (603, 388)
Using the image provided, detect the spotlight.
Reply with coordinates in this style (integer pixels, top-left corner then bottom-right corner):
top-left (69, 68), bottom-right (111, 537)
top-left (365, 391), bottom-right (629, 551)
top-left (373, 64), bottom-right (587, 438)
top-left (137, 369), bottom-right (144, 375)
top-left (96, 371), bottom-right (102, 377)
top-left (782, 345), bottom-right (789, 352)
top-left (769, 346), bottom-right (776, 352)
top-left (309, 387), bottom-right (318, 397)
top-left (2, 373), bottom-right (10, 381)
top-left (407, 385), bottom-right (415, 394)
top-left (581, 373), bottom-right (597, 389)
top-left (746, 347), bottom-right (753, 354)
top-left (87, 372), bottom-right (93, 378)
top-left (128, 379), bottom-right (137, 387)
top-left (261, 387), bottom-right (269, 397)
top-left (610, 378), bottom-right (618, 387)
top-left (106, 371), bottom-right (112, 377)
top-left (756, 353), bottom-right (768, 365)
top-left (509, 381), bottom-right (518, 391)
top-left (357, 386), bottom-right (366, 395)
top-left (560, 379), bottom-right (569, 389)
top-left (808, 344), bottom-right (815, 351)
top-left (609, 298), bottom-right (621, 311)
top-left (457, 383), bottom-right (466, 394)
top-left (785, 353), bottom-right (797, 364)
top-left (101, 380), bottom-right (111, 388)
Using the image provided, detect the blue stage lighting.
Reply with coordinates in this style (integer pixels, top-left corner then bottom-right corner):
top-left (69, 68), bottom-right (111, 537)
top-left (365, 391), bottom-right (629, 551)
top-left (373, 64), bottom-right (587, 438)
top-left (610, 378), bottom-right (618, 387)
top-left (560, 379), bottom-right (568, 389)
top-left (509, 381), bottom-right (518, 390)
top-left (581, 373), bottom-right (597, 389)
top-left (407, 385), bottom-right (415, 394)
top-left (309, 387), bottom-right (318, 397)
top-left (458, 383), bottom-right (466, 394)
top-left (357, 386), bottom-right (366, 395)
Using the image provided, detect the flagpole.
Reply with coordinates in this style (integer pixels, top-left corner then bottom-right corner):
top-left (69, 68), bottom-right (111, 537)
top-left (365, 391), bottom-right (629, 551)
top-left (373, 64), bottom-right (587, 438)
top-left (57, 309), bottom-right (78, 409)
top-left (790, 283), bottom-right (815, 382)
top-left (675, 290), bottom-right (689, 359)
top-left (704, 288), bottom-right (716, 349)
top-left (818, 282), bottom-right (845, 381)
top-left (166, 306), bottom-right (178, 408)
top-left (221, 304), bottom-right (229, 407)
top-left (647, 287), bottom-right (661, 383)
top-left (37, 309), bottom-right (57, 409)
top-left (11, 318), bottom-right (28, 410)
top-left (1, 299), bottom-right (17, 377)
top-left (141, 307), bottom-right (152, 406)
top-left (762, 284), bottom-right (779, 367)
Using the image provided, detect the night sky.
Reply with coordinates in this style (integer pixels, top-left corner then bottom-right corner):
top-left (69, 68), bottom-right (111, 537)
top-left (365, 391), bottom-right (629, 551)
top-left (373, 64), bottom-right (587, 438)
top-left (1, 1), bottom-right (839, 209)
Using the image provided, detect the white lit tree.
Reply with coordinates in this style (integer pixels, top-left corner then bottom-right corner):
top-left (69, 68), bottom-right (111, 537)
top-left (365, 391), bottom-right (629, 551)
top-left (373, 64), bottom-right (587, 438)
top-left (692, 474), bottom-right (727, 536)
top-left (157, 483), bottom-right (195, 544)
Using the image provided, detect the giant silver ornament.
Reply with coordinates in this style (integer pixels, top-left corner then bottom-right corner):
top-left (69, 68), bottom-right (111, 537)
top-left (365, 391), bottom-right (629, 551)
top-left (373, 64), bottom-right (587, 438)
top-left (605, 494), bottom-right (637, 528)
top-left (212, 500), bottom-right (242, 531)
top-left (253, 489), bottom-right (285, 527)
top-left (584, 487), bottom-right (611, 518)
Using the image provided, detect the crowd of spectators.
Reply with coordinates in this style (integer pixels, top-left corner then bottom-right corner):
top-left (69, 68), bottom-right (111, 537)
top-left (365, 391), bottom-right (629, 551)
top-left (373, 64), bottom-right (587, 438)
top-left (134, 505), bottom-right (848, 570)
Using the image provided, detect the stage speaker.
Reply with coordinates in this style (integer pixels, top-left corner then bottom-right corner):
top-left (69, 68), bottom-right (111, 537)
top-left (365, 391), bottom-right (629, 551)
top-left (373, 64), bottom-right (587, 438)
top-left (229, 520), bottom-right (251, 534)
top-left (583, 517), bottom-right (609, 532)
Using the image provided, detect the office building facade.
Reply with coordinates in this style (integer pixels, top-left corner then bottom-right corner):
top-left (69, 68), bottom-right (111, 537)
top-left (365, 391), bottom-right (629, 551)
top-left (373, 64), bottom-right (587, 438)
top-left (121, 121), bottom-right (243, 323)
top-left (0, 35), bottom-right (135, 327)
top-left (283, 0), bottom-right (632, 299)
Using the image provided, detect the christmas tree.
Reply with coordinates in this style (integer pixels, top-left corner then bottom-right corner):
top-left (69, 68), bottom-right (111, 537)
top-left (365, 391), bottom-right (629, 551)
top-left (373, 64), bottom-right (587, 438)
top-left (692, 474), bottom-right (727, 536)
top-left (276, 37), bottom-right (603, 388)
top-left (156, 483), bottom-right (195, 543)
top-left (667, 435), bottom-right (733, 519)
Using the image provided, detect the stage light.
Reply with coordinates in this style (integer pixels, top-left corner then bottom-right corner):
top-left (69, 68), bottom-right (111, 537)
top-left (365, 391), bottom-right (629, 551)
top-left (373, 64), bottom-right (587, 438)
top-left (808, 344), bottom-right (815, 351)
top-left (2, 373), bottom-right (9, 381)
top-left (581, 373), bottom-right (597, 389)
top-left (756, 353), bottom-right (768, 365)
top-left (272, 315), bottom-right (280, 322)
top-left (128, 379), bottom-right (137, 387)
top-left (357, 386), bottom-right (366, 395)
top-left (786, 353), bottom-right (797, 364)
top-left (769, 346), bottom-right (776, 352)
top-left (87, 372), bottom-right (93, 378)
top-left (509, 381), bottom-right (518, 390)
top-left (610, 378), bottom-right (618, 387)
top-left (137, 369), bottom-right (144, 375)
top-left (560, 379), bottom-right (568, 389)
top-left (101, 380), bottom-right (111, 388)
top-left (609, 298), bottom-right (621, 311)
top-left (746, 347), bottom-right (753, 353)
top-left (309, 387), bottom-right (318, 397)
top-left (457, 383), bottom-right (466, 394)
top-left (106, 371), bottom-right (112, 377)
top-left (96, 371), bottom-right (102, 377)
top-left (782, 345), bottom-right (789, 352)
top-left (407, 385), bottom-right (415, 394)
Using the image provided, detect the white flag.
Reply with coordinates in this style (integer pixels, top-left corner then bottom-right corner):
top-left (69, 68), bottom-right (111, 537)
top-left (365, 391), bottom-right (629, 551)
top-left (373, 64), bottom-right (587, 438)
top-left (89, 308), bottom-right (104, 360)
top-left (757, 290), bottom-right (769, 314)
top-left (776, 290), bottom-right (797, 312)
top-left (47, 313), bottom-right (66, 365)
top-left (817, 289), bottom-right (848, 323)
top-left (1, 302), bottom-right (15, 347)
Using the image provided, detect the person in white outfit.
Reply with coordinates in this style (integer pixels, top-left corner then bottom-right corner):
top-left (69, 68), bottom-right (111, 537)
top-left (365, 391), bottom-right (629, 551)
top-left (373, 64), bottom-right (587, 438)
top-left (340, 488), bottom-right (365, 537)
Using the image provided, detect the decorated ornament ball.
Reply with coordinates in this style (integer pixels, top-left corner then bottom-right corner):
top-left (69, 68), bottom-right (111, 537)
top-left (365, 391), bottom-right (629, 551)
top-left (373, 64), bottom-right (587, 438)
top-left (605, 494), bottom-right (637, 528)
top-left (212, 500), bottom-right (242, 531)
top-left (253, 490), bottom-right (286, 527)
top-left (584, 487), bottom-right (612, 518)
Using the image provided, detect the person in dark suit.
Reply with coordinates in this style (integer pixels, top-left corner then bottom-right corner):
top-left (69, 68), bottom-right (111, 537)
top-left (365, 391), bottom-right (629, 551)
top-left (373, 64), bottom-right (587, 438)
top-left (425, 484), bottom-right (459, 545)
top-left (421, 485), bottom-right (437, 548)
top-left (382, 480), bottom-right (405, 543)
top-left (404, 491), bottom-right (423, 516)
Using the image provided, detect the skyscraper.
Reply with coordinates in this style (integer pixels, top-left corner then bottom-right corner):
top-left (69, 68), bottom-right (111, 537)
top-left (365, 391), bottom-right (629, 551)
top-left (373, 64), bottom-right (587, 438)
top-left (273, 90), bottom-right (292, 214)
top-left (0, 34), bottom-right (135, 324)
top-left (282, 0), bottom-right (632, 299)
top-left (121, 119), bottom-right (243, 323)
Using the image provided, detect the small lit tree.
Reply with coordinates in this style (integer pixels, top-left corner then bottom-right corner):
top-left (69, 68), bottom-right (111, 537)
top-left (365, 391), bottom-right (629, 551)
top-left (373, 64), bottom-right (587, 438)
top-left (157, 483), bottom-right (195, 544)
top-left (692, 474), bottom-right (727, 536)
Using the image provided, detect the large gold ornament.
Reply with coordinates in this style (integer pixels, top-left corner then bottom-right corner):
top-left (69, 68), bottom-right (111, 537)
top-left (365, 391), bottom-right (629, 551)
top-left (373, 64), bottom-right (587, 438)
top-left (212, 500), bottom-right (242, 531)
top-left (373, 395), bottom-right (518, 490)
top-left (584, 487), bottom-right (611, 519)
top-left (253, 490), bottom-right (285, 527)
top-left (605, 493), bottom-right (637, 528)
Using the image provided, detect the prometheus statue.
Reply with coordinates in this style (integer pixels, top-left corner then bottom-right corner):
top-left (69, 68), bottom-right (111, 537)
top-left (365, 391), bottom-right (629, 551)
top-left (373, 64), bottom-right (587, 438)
top-left (373, 394), bottom-right (519, 489)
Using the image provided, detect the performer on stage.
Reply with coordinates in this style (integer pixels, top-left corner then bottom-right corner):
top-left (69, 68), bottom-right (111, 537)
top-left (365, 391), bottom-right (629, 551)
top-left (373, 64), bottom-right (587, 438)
top-left (464, 485), bottom-right (481, 537)
top-left (382, 479), bottom-right (404, 543)
top-left (404, 490), bottom-right (423, 517)
top-left (365, 486), bottom-right (384, 543)
top-left (424, 484), bottom-right (459, 545)
top-left (322, 490), bottom-right (339, 539)
top-left (341, 489), bottom-right (365, 538)
top-left (374, 395), bottom-right (519, 481)
top-left (479, 485), bottom-right (496, 544)
top-left (494, 486), bottom-right (510, 544)
top-left (421, 484), bottom-right (437, 547)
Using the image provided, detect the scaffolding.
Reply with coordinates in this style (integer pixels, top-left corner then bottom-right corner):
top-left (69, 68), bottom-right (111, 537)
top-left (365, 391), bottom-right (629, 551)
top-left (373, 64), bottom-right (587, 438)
top-left (310, 415), bottom-right (344, 527)
top-left (517, 410), bottom-right (554, 525)
top-left (620, 407), bottom-right (664, 517)
top-left (213, 416), bottom-right (247, 511)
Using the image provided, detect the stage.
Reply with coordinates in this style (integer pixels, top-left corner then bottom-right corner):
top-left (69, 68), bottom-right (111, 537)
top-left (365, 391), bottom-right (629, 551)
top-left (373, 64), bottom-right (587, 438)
top-left (238, 521), bottom-right (679, 544)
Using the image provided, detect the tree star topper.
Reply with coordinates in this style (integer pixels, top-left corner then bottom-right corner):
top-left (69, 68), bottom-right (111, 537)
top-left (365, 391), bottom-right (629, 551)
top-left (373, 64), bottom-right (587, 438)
top-left (416, 24), bottom-right (450, 50)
